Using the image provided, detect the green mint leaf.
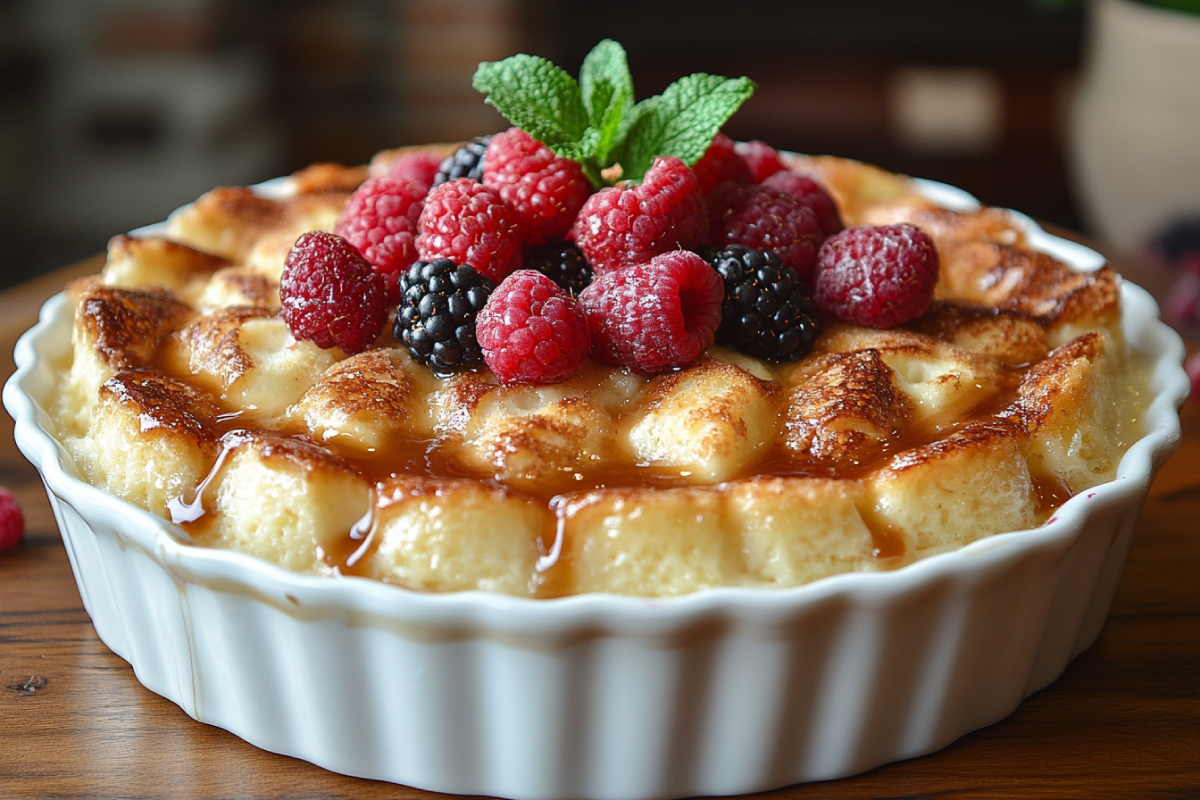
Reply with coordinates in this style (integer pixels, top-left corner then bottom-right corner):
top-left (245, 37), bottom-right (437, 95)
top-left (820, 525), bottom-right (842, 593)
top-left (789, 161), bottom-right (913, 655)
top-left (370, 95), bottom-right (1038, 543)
top-left (549, 130), bottom-right (603, 187)
top-left (578, 39), bottom-right (633, 163)
top-left (472, 54), bottom-right (588, 146)
top-left (615, 73), bottom-right (756, 182)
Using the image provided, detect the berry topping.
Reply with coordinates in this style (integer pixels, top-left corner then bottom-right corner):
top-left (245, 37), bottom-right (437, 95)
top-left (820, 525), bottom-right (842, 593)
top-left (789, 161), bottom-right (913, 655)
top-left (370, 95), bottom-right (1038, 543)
top-left (0, 487), bottom-right (24, 554)
top-left (396, 259), bottom-right (493, 372)
top-left (705, 245), bottom-right (821, 362)
top-left (334, 175), bottom-right (427, 300)
top-left (579, 250), bottom-right (723, 373)
top-left (691, 132), bottom-right (752, 194)
top-left (433, 136), bottom-right (492, 186)
top-left (735, 140), bottom-right (787, 182)
top-left (708, 183), bottom-right (824, 282)
top-left (813, 224), bottom-right (939, 329)
top-left (416, 179), bottom-right (524, 283)
top-left (477, 270), bottom-right (591, 384)
top-left (280, 231), bottom-right (389, 354)
top-left (572, 156), bottom-right (709, 274)
top-left (385, 150), bottom-right (443, 188)
top-left (525, 240), bottom-right (593, 295)
top-left (483, 127), bottom-right (593, 245)
top-left (761, 170), bottom-right (843, 236)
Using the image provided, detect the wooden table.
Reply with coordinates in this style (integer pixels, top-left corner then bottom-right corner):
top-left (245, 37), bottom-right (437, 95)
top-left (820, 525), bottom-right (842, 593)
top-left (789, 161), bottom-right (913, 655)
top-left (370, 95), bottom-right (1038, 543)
top-left (2, 256), bottom-right (1197, 799)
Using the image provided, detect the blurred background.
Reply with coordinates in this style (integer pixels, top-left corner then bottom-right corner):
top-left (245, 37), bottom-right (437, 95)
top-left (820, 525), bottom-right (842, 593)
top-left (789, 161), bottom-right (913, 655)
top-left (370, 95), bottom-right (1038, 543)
top-left (2, 0), bottom-right (1199, 317)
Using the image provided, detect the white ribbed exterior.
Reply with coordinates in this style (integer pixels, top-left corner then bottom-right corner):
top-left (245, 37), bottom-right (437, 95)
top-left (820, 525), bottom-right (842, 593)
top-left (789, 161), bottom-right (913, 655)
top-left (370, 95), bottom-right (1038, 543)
top-left (5, 192), bottom-right (1190, 800)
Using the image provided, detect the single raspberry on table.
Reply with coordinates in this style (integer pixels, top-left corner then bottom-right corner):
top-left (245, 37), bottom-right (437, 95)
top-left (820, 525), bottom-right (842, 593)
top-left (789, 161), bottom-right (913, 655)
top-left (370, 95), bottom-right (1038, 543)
top-left (416, 178), bottom-right (524, 284)
top-left (335, 175), bottom-right (427, 299)
top-left (477, 270), bottom-right (591, 384)
top-left (691, 133), bottom-right (752, 194)
top-left (761, 170), bottom-right (843, 237)
top-left (708, 183), bottom-right (824, 283)
top-left (812, 224), bottom-right (939, 329)
top-left (0, 487), bottom-right (24, 553)
top-left (735, 140), bottom-right (787, 182)
top-left (385, 150), bottom-right (443, 188)
top-left (579, 250), bottom-right (723, 373)
top-left (280, 231), bottom-right (389, 354)
top-left (572, 156), bottom-right (709, 275)
top-left (483, 127), bottom-right (592, 246)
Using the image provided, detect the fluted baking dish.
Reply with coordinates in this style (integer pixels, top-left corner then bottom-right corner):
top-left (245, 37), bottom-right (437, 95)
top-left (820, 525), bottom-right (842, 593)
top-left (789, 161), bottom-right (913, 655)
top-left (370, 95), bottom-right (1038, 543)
top-left (4, 179), bottom-right (1190, 800)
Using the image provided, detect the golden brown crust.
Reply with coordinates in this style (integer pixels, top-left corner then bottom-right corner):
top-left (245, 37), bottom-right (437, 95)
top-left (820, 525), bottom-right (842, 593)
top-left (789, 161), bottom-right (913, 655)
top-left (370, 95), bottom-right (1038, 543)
top-left (75, 284), bottom-right (192, 370)
top-left (179, 306), bottom-right (277, 389)
top-left (290, 162), bottom-right (369, 194)
top-left (785, 349), bottom-right (912, 473)
top-left (99, 369), bottom-right (220, 443)
top-left (937, 241), bottom-right (1121, 329)
top-left (1015, 332), bottom-right (1103, 432)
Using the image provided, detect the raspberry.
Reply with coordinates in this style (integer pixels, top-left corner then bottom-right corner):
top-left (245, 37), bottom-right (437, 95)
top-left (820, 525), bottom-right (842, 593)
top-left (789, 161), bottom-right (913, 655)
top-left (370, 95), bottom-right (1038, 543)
top-left (691, 133), bottom-right (752, 194)
top-left (813, 224), bottom-right (939, 329)
top-left (280, 231), bottom-right (389, 354)
top-left (396, 259), bottom-right (492, 372)
top-left (433, 136), bottom-right (491, 186)
top-left (416, 179), bottom-right (523, 283)
top-left (335, 175), bottom-right (427, 300)
top-left (761, 170), bottom-right (843, 236)
top-left (483, 128), bottom-right (592, 246)
top-left (579, 250), bottom-right (723, 373)
top-left (706, 245), bottom-right (821, 361)
top-left (735, 140), bottom-right (787, 182)
top-left (525, 240), bottom-right (593, 295)
top-left (572, 156), bottom-right (709, 275)
top-left (386, 150), bottom-right (443, 188)
top-left (708, 183), bottom-right (824, 282)
top-left (477, 270), bottom-right (591, 384)
top-left (0, 487), bottom-right (24, 554)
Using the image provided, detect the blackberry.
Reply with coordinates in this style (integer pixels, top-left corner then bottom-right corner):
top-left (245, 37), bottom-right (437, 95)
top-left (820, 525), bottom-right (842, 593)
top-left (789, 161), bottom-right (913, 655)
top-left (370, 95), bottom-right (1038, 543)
top-left (706, 245), bottom-right (821, 362)
top-left (432, 136), bottom-right (491, 186)
top-left (525, 241), bottom-right (593, 295)
top-left (396, 259), bottom-right (493, 372)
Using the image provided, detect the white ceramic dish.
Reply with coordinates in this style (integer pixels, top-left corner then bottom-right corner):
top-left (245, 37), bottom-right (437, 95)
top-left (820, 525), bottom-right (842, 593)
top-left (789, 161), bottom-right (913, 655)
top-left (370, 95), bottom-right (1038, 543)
top-left (4, 180), bottom-right (1190, 800)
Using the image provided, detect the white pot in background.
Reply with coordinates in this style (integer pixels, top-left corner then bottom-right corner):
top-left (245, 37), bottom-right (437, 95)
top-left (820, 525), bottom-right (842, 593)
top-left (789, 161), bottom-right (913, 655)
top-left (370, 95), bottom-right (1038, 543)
top-left (1071, 0), bottom-right (1200, 251)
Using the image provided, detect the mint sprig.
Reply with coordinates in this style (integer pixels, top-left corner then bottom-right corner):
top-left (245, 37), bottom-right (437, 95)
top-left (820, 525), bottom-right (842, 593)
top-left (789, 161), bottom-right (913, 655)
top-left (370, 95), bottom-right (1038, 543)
top-left (472, 40), bottom-right (755, 186)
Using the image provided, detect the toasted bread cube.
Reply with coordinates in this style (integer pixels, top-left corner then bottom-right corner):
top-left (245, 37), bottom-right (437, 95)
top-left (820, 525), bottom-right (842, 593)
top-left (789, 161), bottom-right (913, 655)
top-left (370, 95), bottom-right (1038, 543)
top-left (907, 301), bottom-right (1048, 367)
top-left (626, 360), bottom-right (781, 482)
top-left (368, 477), bottom-right (545, 596)
top-left (167, 187), bottom-right (289, 261)
top-left (1017, 332), bottom-right (1122, 492)
top-left (63, 282), bottom-right (191, 434)
top-left (729, 477), bottom-right (878, 586)
top-left (210, 432), bottom-right (369, 573)
top-left (73, 371), bottom-right (220, 518)
top-left (182, 309), bottom-right (341, 422)
top-left (868, 419), bottom-right (1037, 556)
top-left (100, 235), bottom-right (229, 298)
top-left (195, 267), bottom-right (280, 312)
top-left (784, 349), bottom-right (912, 473)
top-left (811, 324), bottom-right (1007, 430)
top-left (556, 487), bottom-right (738, 597)
top-left (448, 381), bottom-right (609, 490)
top-left (290, 348), bottom-right (430, 454)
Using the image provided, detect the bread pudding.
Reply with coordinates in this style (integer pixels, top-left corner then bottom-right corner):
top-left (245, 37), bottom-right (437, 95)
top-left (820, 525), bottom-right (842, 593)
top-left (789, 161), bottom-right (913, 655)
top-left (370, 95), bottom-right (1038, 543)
top-left (46, 143), bottom-right (1146, 599)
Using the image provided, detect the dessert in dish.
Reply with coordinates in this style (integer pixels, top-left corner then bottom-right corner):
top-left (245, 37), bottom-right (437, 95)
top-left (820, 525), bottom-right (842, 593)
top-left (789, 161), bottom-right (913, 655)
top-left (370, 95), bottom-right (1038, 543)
top-left (6, 40), bottom-right (1188, 800)
top-left (48, 45), bottom-right (1143, 599)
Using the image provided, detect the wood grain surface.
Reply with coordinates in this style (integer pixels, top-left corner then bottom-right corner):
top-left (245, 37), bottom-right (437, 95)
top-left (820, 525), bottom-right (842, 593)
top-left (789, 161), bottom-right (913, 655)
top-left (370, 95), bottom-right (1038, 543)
top-left (1, 256), bottom-right (1197, 800)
